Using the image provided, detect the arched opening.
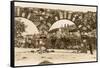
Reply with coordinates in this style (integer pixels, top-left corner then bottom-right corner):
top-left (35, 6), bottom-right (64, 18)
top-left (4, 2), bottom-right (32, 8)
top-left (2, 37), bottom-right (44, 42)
top-left (49, 19), bottom-right (76, 31)
top-left (15, 17), bottom-right (39, 48)
top-left (15, 17), bottom-right (39, 35)
top-left (48, 19), bottom-right (81, 49)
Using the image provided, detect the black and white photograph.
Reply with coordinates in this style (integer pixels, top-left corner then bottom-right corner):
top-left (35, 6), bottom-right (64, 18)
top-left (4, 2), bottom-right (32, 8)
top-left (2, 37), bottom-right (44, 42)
top-left (11, 1), bottom-right (97, 67)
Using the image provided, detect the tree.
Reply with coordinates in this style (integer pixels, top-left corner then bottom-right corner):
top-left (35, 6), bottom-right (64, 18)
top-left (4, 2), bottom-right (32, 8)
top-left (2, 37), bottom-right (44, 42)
top-left (15, 20), bottom-right (26, 47)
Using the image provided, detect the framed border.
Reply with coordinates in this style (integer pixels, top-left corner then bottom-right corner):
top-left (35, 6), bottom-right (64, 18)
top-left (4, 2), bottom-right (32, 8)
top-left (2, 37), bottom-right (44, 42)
top-left (10, 1), bottom-right (98, 67)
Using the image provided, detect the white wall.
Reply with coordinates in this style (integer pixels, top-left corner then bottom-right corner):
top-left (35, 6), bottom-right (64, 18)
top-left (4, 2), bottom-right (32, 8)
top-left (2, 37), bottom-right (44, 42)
top-left (0, 0), bottom-right (99, 68)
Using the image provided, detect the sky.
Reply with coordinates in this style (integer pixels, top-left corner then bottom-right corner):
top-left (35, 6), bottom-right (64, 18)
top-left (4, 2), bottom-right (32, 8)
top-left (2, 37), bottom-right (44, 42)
top-left (15, 17), bottom-right (39, 35)
top-left (15, 2), bottom-right (97, 12)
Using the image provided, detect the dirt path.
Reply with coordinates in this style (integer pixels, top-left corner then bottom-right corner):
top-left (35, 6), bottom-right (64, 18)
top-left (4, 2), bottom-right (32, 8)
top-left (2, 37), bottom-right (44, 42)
top-left (15, 48), bottom-right (97, 66)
